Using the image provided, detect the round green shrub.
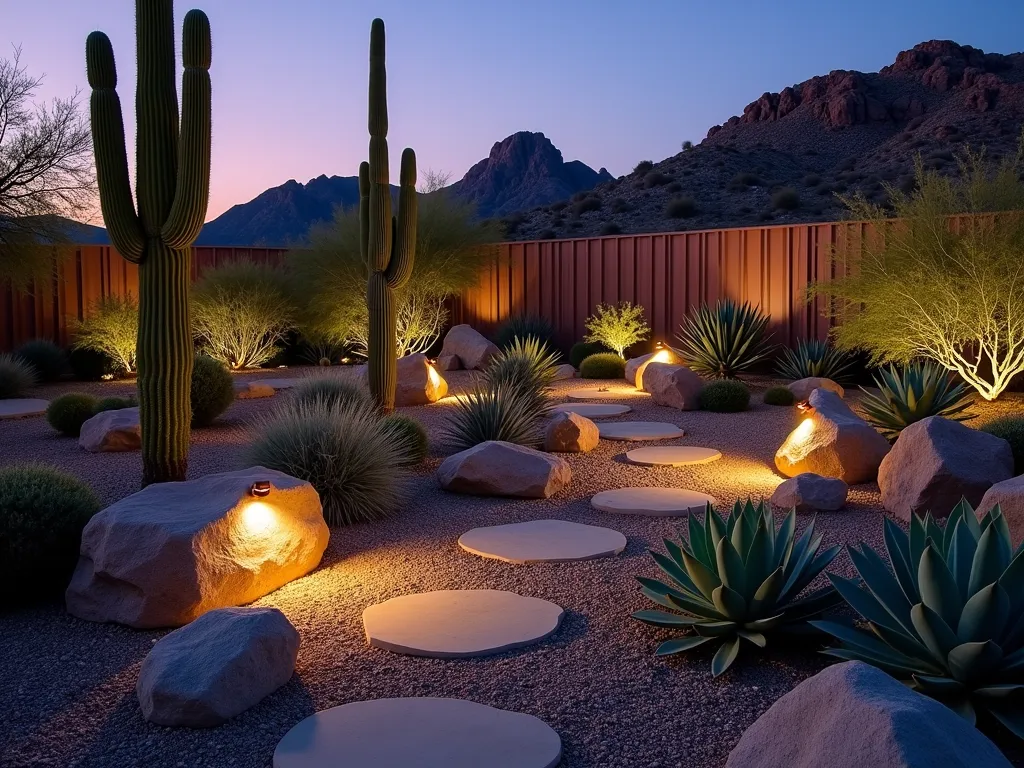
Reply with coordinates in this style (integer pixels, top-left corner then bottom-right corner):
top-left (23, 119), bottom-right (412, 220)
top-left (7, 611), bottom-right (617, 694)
top-left (383, 413), bottom-right (429, 465)
top-left (494, 314), bottom-right (555, 352)
top-left (46, 393), bottom-right (100, 436)
top-left (68, 346), bottom-right (120, 381)
top-left (700, 379), bottom-right (751, 412)
top-left (0, 464), bottom-right (100, 605)
top-left (980, 415), bottom-right (1024, 474)
top-left (763, 385), bottom-right (796, 406)
top-left (190, 355), bottom-right (235, 427)
top-left (569, 341), bottom-right (611, 369)
top-left (0, 353), bottom-right (38, 399)
top-left (291, 374), bottom-right (373, 411)
top-left (16, 339), bottom-right (66, 382)
top-left (579, 352), bottom-right (626, 379)
top-left (95, 396), bottom-right (138, 413)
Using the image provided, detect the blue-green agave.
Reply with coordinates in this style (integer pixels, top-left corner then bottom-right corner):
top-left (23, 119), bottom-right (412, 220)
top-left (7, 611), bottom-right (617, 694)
top-left (673, 299), bottom-right (773, 379)
top-left (812, 501), bottom-right (1024, 738)
top-left (859, 360), bottom-right (974, 440)
top-left (775, 338), bottom-right (855, 383)
top-left (633, 499), bottom-right (842, 675)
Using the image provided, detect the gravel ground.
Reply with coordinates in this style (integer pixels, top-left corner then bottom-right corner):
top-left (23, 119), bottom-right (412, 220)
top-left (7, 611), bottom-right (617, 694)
top-left (1, 368), bottom-right (1023, 767)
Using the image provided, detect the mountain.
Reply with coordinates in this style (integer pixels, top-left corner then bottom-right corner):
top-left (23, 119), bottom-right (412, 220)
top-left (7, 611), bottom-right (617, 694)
top-left (509, 40), bottom-right (1024, 241)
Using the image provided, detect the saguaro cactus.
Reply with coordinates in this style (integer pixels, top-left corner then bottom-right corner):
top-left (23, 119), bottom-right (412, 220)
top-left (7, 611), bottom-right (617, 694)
top-left (86, 2), bottom-right (211, 484)
top-left (359, 18), bottom-right (417, 413)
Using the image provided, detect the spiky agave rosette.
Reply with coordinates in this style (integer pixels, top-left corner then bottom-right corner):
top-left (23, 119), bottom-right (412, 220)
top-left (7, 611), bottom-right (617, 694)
top-left (858, 360), bottom-right (974, 440)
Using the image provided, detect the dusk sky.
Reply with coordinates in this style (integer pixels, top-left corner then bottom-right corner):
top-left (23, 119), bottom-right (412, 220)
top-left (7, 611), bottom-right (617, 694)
top-left (6, 0), bottom-right (1024, 222)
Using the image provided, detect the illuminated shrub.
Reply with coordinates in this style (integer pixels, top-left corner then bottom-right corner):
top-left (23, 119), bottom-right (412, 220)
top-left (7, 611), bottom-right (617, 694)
top-left (584, 301), bottom-right (650, 358)
top-left (190, 355), bottom-right (235, 427)
top-left (46, 393), bottom-right (100, 436)
top-left (580, 353), bottom-right (627, 379)
top-left (72, 294), bottom-right (138, 374)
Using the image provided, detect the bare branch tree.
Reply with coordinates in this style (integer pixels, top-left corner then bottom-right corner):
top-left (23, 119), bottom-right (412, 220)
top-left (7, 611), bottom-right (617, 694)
top-left (418, 167), bottom-right (451, 194)
top-left (0, 46), bottom-right (95, 288)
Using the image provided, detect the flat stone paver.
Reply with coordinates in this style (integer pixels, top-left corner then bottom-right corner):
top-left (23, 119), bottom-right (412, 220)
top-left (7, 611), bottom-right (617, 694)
top-left (591, 487), bottom-right (716, 516)
top-left (362, 589), bottom-right (564, 658)
top-left (273, 697), bottom-right (562, 768)
top-left (0, 398), bottom-right (48, 419)
top-left (566, 387), bottom-right (651, 401)
top-left (598, 422), bottom-right (685, 441)
top-left (624, 446), bottom-right (722, 466)
top-left (234, 380), bottom-right (276, 399)
top-left (248, 378), bottom-right (298, 390)
top-left (550, 403), bottom-right (631, 418)
top-left (458, 519), bottom-right (627, 564)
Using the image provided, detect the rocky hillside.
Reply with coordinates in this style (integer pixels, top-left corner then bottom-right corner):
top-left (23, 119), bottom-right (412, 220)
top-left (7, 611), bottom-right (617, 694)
top-left (507, 41), bottom-right (1024, 241)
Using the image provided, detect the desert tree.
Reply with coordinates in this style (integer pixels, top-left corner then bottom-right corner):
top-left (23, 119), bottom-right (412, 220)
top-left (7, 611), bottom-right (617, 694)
top-left (584, 301), bottom-right (651, 358)
top-left (0, 47), bottom-right (94, 288)
top-left (816, 137), bottom-right (1024, 400)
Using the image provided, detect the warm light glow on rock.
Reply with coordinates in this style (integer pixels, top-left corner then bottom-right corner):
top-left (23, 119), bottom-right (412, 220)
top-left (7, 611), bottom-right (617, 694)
top-left (241, 501), bottom-right (275, 535)
top-left (427, 364), bottom-right (442, 389)
top-left (651, 349), bottom-right (671, 363)
top-left (777, 418), bottom-right (815, 463)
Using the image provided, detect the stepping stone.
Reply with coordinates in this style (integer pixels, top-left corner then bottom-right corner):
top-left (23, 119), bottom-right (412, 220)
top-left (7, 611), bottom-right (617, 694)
top-left (566, 387), bottom-right (650, 401)
top-left (598, 421), bottom-right (684, 441)
top-left (625, 446), bottom-right (722, 466)
top-left (0, 398), bottom-right (48, 419)
top-left (248, 378), bottom-right (298, 390)
top-left (234, 380), bottom-right (276, 399)
top-left (362, 589), bottom-right (564, 658)
top-left (273, 697), bottom-right (562, 768)
top-left (591, 487), bottom-right (716, 517)
top-left (551, 403), bottom-right (631, 419)
top-left (458, 520), bottom-right (627, 564)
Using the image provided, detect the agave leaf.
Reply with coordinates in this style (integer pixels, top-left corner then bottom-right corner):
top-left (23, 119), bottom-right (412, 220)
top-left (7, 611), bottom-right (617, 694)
top-left (999, 547), bottom-right (1024, 618)
top-left (988, 705), bottom-right (1024, 741)
top-left (953, 497), bottom-right (982, 540)
top-left (828, 573), bottom-right (916, 638)
top-left (655, 636), bottom-right (714, 656)
top-left (911, 603), bottom-right (962, 667)
top-left (693, 620), bottom-right (741, 637)
top-left (715, 537), bottom-right (747, 597)
top-left (706, 504), bottom-right (727, 552)
top-left (945, 697), bottom-right (978, 725)
top-left (680, 547), bottom-right (722, 602)
top-left (782, 519), bottom-right (817, 583)
top-left (946, 519), bottom-right (976, 605)
top-left (1001, 645), bottom-right (1024, 674)
top-left (666, 589), bottom-right (725, 620)
top-left (737, 630), bottom-right (767, 648)
top-left (651, 550), bottom-right (700, 596)
top-left (687, 515), bottom-right (714, 571)
top-left (781, 543), bottom-right (842, 604)
top-left (783, 585), bottom-right (844, 621)
top-left (662, 539), bottom-right (702, 596)
top-left (712, 584), bottom-right (747, 621)
top-left (744, 613), bottom-right (787, 632)
top-left (988, 507), bottom-right (1013, 563)
top-left (632, 609), bottom-right (703, 628)
top-left (919, 545), bottom-right (963, 629)
top-left (743, 524), bottom-right (774, 602)
top-left (821, 647), bottom-right (939, 677)
top-left (1001, 608), bottom-right (1024, 651)
top-left (925, 515), bottom-right (946, 557)
top-left (957, 582), bottom-right (1010, 644)
top-left (870, 623), bottom-right (939, 667)
top-left (912, 674), bottom-right (967, 695)
top-left (969, 524), bottom-right (1010, 600)
top-left (883, 517), bottom-right (919, 604)
top-left (748, 566), bottom-right (786, 619)
top-left (639, 583), bottom-right (708, 615)
top-left (776, 509), bottom-right (796, 564)
top-left (847, 544), bottom-right (916, 630)
top-left (711, 636), bottom-right (742, 676)
top-left (975, 683), bottom-right (1024, 700)
top-left (947, 641), bottom-right (1004, 685)
top-left (909, 515), bottom-right (927, 587)
top-left (814, 620), bottom-right (937, 675)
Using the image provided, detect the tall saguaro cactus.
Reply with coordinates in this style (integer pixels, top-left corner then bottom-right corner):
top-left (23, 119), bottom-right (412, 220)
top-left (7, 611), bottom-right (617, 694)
top-left (86, 2), bottom-right (211, 485)
top-left (359, 18), bottom-right (417, 413)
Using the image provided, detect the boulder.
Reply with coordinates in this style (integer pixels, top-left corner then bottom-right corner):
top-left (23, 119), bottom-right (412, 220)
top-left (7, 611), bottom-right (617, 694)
top-left (787, 377), bottom-right (844, 401)
top-left (726, 661), bottom-right (1011, 768)
top-left (439, 324), bottom-right (499, 371)
top-left (625, 348), bottom-right (680, 388)
top-left (78, 407), bottom-right (141, 452)
top-left (66, 466), bottom-right (329, 628)
top-left (774, 388), bottom-right (889, 484)
top-left (551, 364), bottom-right (577, 381)
top-left (397, 353), bottom-right (448, 406)
top-left (136, 607), bottom-right (299, 728)
top-left (435, 352), bottom-right (461, 372)
top-left (979, 475), bottom-right (1024, 548)
top-left (642, 363), bottom-right (704, 410)
top-left (770, 473), bottom-right (848, 512)
top-left (234, 381), bottom-right (275, 399)
top-left (437, 441), bottom-right (571, 499)
top-left (543, 411), bottom-right (599, 453)
top-left (879, 416), bottom-right (1013, 521)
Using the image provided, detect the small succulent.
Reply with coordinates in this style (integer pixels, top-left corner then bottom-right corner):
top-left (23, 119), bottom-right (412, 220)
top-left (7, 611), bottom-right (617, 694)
top-left (813, 501), bottom-right (1024, 738)
top-left (775, 339), bottom-right (855, 383)
top-left (859, 360), bottom-right (973, 439)
top-left (444, 382), bottom-right (543, 450)
top-left (674, 299), bottom-right (773, 379)
top-left (633, 499), bottom-right (842, 676)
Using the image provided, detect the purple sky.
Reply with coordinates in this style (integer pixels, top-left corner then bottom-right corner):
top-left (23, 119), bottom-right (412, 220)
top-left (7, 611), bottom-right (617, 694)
top-left (7, 0), bottom-right (1024, 222)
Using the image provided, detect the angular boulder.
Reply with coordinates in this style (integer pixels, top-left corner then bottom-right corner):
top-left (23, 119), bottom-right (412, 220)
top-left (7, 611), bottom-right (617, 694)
top-left (78, 407), bottom-right (141, 453)
top-left (397, 353), bottom-right (448, 406)
top-left (642, 362), bottom-right (704, 410)
top-left (551, 364), bottom-right (577, 381)
top-left (437, 441), bottom-right (571, 498)
top-left (439, 324), bottom-right (499, 371)
top-left (979, 475), bottom-right (1024, 547)
top-left (787, 377), bottom-right (844, 401)
top-left (66, 466), bottom-right (329, 628)
top-left (879, 416), bottom-right (1013, 521)
top-left (543, 411), bottom-right (599, 453)
top-left (726, 661), bottom-right (1011, 768)
top-left (136, 607), bottom-right (299, 728)
top-left (625, 348), bottom-right (680, 389)
top-left (770, 473), bottom-right (848, 512)
top-left (774, 388), bottom-right (889, 484)
top-left (435, 352), bottom-right (461, 372)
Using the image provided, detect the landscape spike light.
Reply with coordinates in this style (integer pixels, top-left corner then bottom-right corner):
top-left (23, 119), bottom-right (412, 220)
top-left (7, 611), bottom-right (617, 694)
top-left (249, 481), bottom-right (271, 497)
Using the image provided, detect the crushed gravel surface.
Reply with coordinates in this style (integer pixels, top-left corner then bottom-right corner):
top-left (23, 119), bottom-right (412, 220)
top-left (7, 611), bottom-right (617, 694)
top-left (2, 368), bottom-right (1023, 767)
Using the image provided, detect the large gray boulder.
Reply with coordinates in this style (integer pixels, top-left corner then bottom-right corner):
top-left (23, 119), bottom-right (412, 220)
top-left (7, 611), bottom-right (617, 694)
top-left (136, 607), bottom-right (299, 727)
top-left (439, 324), bottom-right (499, 371)
top-left (770, 473), bottom-right (848, 512)
top-left (879, 416), bottom-right (1014, 521)
top-left (726, 661), bottom-right (1011, 768)
top-left (642, 362), bottom-right (704, 410)
top-left (437, 441), bottom-right (571, 498)
top-left (543, 411), bottom-right (599, 453)
top-left (66, 466), bottom-right (329, 628)
top-left (979, 475), bottom-right (1024, 547)
top-left (79, 407), bottom-right (141, 452)
top-left (774, 388), bottom-right (890, 484)
top-left (625, 348), bottom-right (680, 388)
top-left (551, 364), bottom-right (577, 381)
top-left (787, 377), bottom-right (844, 401)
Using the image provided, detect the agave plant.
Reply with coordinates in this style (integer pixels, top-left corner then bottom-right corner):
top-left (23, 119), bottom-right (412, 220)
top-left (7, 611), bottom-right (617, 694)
top-left (444, 382), bottom-right (543, 449)
top-left (812, 502), bottom-right (1024, 737)
top-left (482, 336), bottom-right (560, 414)
top-left (673, 299), bottom-right (773, 379)
top-left (859, 360), bottom-right (974, 439)
top-left (493, 313), bottom-right (554, 351)
top-left (776, 339), bottom-right (855, 382)
top-left (633, 499), bottom-right (842, 676)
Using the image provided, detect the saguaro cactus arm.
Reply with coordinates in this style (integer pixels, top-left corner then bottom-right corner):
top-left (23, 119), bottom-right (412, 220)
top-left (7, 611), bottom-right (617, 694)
top-left (85, 32), bottom-right (144, 263)
top-left (385, 147), bottom-right (417, 288)
top-left (365, 19), bottom-right (392, 274)
top-left (359, 161), bottom-right (370, 268)
top-left (163, 9), bottom-right (212, 249)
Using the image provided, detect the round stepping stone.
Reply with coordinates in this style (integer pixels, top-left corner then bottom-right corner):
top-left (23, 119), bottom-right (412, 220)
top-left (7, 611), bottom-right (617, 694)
top-left (249, 378), bottom-right (298, 390)
top-left (273, 697), bottom-right (562, 768)
top-left (598, 421), bottom-right (684, 441)
top-left (591, 487), bottom-right (716, 516)
top-left (362, 589), bottom-right (564, 658)
top-left (0, 398), bottom-right (48, 419)
top-left (566, 387), bottom-right (650, 401)
top-left (550, 403), bottom-right (631, 419)
top-left (458, 519), bottom-right (627, 564)
top-left (625, 446), bottom-right (722, 466)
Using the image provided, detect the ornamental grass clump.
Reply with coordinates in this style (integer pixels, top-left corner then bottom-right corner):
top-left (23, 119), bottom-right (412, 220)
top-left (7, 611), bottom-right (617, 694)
top-left (444, 383), bottom-right (544, 450)
top-left (482, 336), bottom-right (560, 414)
top-left (634, 499), bottom-right (842, 676)
top-left (493, 313), bottom-right (555, 352)
top-left (584, 301), bottom-right (650, 358)
top-left (383, 413), bottom-right (429, 465)
top-left (776, 339), bottom-right (855, 383)
top-left (0, 353), bottom-right (38, 399)
top-left (291, 374), bottom-right (373, 412)
top-left (16, 339), bottom-right (66, 382)
top-left (675, 299), bottom-right (773, 378)
top-left (859, 360), bottom-right (974, 440)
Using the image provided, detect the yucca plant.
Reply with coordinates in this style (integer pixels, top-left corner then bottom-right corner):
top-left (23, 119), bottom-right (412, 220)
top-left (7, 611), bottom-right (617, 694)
top-left (444, 382), bottom-right (543, 450)
top-left (482, 336), bottom-right (560, 414)
top-left (776, 339), bottom-right (855, 382)
top-left (674, 299), bottom-right (773, 379)
top-left (859, 360), bottom-right (974, 440)
top-left (633, 499), bottom-right (842, 676)
top-left (812, 502), bottom-right (1024, 738)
